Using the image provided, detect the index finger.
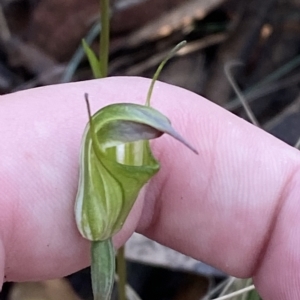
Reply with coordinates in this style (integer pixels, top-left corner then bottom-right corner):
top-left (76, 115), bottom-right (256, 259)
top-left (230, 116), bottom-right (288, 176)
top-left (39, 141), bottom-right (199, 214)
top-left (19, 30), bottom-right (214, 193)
top-left (0, 77), bottom-right (300, 300)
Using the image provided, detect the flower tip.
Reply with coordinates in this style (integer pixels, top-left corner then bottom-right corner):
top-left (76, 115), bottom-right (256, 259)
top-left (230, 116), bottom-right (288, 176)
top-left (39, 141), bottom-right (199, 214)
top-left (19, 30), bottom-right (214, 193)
top-left (190, 146), bottom-right (199, 155)
top-left (182, 140), bottom-right (199, 155)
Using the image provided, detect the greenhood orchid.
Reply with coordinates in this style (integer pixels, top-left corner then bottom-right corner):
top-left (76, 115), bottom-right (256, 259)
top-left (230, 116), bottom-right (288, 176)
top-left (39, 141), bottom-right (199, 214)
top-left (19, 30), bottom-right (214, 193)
top-left (75, 41), bottom-right (198, 300)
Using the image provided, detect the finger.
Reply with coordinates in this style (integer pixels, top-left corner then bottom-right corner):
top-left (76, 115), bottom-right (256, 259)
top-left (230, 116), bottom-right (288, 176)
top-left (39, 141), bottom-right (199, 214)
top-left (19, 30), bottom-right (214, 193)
top-left (0, 78), bottom-right (300, 300)
top-left (0, 79), bottom-right (146, 283)
top-left (134, 79), bottom-right (300, 300)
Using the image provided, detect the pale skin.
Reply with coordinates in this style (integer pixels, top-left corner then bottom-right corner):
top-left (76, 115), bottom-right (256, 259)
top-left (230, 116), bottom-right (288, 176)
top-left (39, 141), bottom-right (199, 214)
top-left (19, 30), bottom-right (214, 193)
top-left (0, 77), bottom-right (300, 300)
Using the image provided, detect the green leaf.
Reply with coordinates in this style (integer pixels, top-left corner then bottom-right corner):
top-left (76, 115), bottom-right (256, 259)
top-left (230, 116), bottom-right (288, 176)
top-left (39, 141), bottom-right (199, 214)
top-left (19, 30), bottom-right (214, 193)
top-left (91, 239), bottom-right (115, 300)
top-left (75, 101), bottom-right (197, 241)
top-left (82, 39), bottom-right (102, 79)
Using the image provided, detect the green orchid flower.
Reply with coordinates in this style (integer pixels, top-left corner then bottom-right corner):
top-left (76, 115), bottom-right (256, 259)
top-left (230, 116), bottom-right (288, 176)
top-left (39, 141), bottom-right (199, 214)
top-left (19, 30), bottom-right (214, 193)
top-left (75, 41), bottom-right (198, 300)
top-left (75, 98), bottom-right (197, 241)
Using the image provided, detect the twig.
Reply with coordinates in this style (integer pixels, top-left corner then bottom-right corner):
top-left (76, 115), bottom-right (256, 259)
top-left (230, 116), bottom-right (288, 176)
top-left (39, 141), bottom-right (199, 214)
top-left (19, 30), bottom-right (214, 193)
top-left (204, 0), bottom-right (276, 105)
top-left (225, 72), bottom-right (300, 112)
top-left (227, 54), bottom-right (300, 110)
top-left (224, 61), bottom-right (260, 127)
top-left (211, 285), bottom-right (255, 300)
top-left (202, 277), bottom-right (232, 300)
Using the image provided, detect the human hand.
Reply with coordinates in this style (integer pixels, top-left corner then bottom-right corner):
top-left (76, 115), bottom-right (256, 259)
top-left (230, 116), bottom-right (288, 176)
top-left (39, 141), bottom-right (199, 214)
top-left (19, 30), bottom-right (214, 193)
top-left (0, 77), bottom-right (299, 300)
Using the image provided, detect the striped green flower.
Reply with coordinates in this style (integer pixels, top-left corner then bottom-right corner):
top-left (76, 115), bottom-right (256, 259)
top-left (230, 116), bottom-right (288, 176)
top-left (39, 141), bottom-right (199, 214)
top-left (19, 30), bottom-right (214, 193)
top-left (75, 98), bottom-right (197, 241)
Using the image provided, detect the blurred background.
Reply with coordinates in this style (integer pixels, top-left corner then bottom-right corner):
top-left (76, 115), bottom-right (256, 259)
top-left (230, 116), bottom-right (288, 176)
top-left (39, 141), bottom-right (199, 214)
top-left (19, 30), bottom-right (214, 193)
top-left (0, 0), bottom-right (300, 299)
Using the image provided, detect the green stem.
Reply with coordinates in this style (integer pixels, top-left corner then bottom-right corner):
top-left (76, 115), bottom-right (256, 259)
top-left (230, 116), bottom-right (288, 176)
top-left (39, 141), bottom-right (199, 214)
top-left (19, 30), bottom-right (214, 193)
top-left (99, 0), bottom-right (110, 77)
top-left (117, 246), bottom-right (127, 300)
top-left (91, 239), bottom-right (115, 300)
top-left (145, 41), bottom-right (186, 106)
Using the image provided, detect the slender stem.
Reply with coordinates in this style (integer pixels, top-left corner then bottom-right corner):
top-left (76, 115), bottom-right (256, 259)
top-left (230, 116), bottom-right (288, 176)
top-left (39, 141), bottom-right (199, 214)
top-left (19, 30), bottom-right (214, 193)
top-left (99, 0), bottom-right (110, 77)
top-left (91, 239), bottom-right (115, 300)
top-left (117, 246), bottom-right (127, 300)
top-left (145, 41), bottom-right (186, 106)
